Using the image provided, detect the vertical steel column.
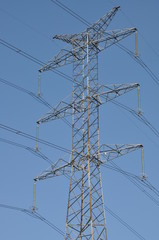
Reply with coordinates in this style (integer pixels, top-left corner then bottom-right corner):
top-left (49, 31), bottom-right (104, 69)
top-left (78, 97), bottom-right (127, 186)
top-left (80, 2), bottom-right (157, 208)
top-left (86, 33), bottom-right (94, 240)
top-left (64, 48), bottom-right (75, 240)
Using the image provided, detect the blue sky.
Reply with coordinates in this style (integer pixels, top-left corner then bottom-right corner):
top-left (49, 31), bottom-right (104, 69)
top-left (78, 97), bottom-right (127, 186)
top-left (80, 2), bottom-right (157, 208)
top-left (0, 0), bottom-right (159, 239)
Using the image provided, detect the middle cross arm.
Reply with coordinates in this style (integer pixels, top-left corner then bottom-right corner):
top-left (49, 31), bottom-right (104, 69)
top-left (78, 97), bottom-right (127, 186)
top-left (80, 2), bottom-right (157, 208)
top-left (34, 158), bottom-right (82, 181)
top-left (34, 144), bottom-right (143, 181)
top-left (98, 144), bottom-right (143, 163)
top-left (37, 83), bottom-right (139, 124)
top-left (96, 83), bottom-right (139, 104)
top-left (34, 159), bottom-right (71, 181)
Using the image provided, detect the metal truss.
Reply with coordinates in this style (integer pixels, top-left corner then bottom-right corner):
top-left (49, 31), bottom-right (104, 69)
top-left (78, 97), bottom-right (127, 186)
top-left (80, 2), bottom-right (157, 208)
top-left (34, 144), bottom-right (143, 181)
top-left (35, 6), bottom-right (142, 240)
top-left (37, 83), bottom-right (139, 124)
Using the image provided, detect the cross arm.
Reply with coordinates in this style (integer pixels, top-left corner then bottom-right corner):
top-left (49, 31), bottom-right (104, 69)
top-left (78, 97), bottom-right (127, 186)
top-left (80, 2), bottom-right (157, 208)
top-left (34, 144), bottom-right (143, 181)
top-left (37, 83), bottom-right (139, 124)
top-left (98, 144), bottom-right (143, 163)
top-left (39, 48), bottom-right (79, 73)
top-left (34, 158), bottom-right (82, 181)
top-left (91, 27), bottom-right (137, 52)
top-left (37, 100), bottom-right (74, 124)
top-left (96, 83), bottom-right (139, 104)
top-left (34, 159), bottom-right (71, 181)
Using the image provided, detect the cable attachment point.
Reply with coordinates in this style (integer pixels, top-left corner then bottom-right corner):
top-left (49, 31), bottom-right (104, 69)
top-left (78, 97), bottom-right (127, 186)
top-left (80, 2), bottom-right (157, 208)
top-left (32, 180), bottom-right (37, 212)
top-left (135, 30), bottom-right (138, 57)
top-left (36, 123), bottom-right (39, 151)
top-left (141, 147), bottom-right (146, 180)
top-left (138, 85), bottom-right (142, 115)
top-left (38, 71), bottom-right (41, 97)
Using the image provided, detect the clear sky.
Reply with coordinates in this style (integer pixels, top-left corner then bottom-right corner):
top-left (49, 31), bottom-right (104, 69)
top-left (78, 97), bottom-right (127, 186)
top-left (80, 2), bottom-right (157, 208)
top-left (0, 0), bottom-right (159, 239)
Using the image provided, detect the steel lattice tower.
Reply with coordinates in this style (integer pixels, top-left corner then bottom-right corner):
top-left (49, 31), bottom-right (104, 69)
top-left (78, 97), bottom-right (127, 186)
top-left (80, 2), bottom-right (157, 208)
top-left (34, 6), bottom-right (143, 240)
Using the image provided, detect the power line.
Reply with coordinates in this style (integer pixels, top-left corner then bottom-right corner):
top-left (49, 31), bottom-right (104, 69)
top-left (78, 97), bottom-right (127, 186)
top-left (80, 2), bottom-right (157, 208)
top-left (115, 43), bottom-right (159, 86)
top-left (0, 137), bottom-right (53, 165)
top-left (0, 203), bottom-right (64, 236)
top-left (1, 75), bottom-right (77, 139)
top-left (1, 200), bottom-right (146, 240)
top-left (0, 38), bottom-right (72, 83)
top-left (102, 163), bottom-right (139, 179)
top-left (0, 75), bottom-right (76, 135)
top-left (33, 211), bottom-right (65, 236)
top-left (0, 76), bottom-right (52, 109)
top-left (118, 7), bottom-right (159, 59)
top-left (0, 7), bottom-right (53, 42)
top-left (109, 161), bottom-right (159, 207)
top-left (147, 181), bottom-right (159, 197)
top-left (50, 0), bottom-right (90, 27)
top-left (111, 99), bottom-right (159, 139)
top-left (108, 0), bottom-right (159, 61)
top-left (105, 205), bottom-right (146, 240)
top-left (0, 123), bottom-right (71, 154)
top-left (103, 162), bottom-right (159, 202)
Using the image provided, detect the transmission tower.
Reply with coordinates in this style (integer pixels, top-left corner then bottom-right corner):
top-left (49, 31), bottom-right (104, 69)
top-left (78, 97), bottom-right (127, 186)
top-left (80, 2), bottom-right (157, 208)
top-left (34, 6), bottom-right (144, 240)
